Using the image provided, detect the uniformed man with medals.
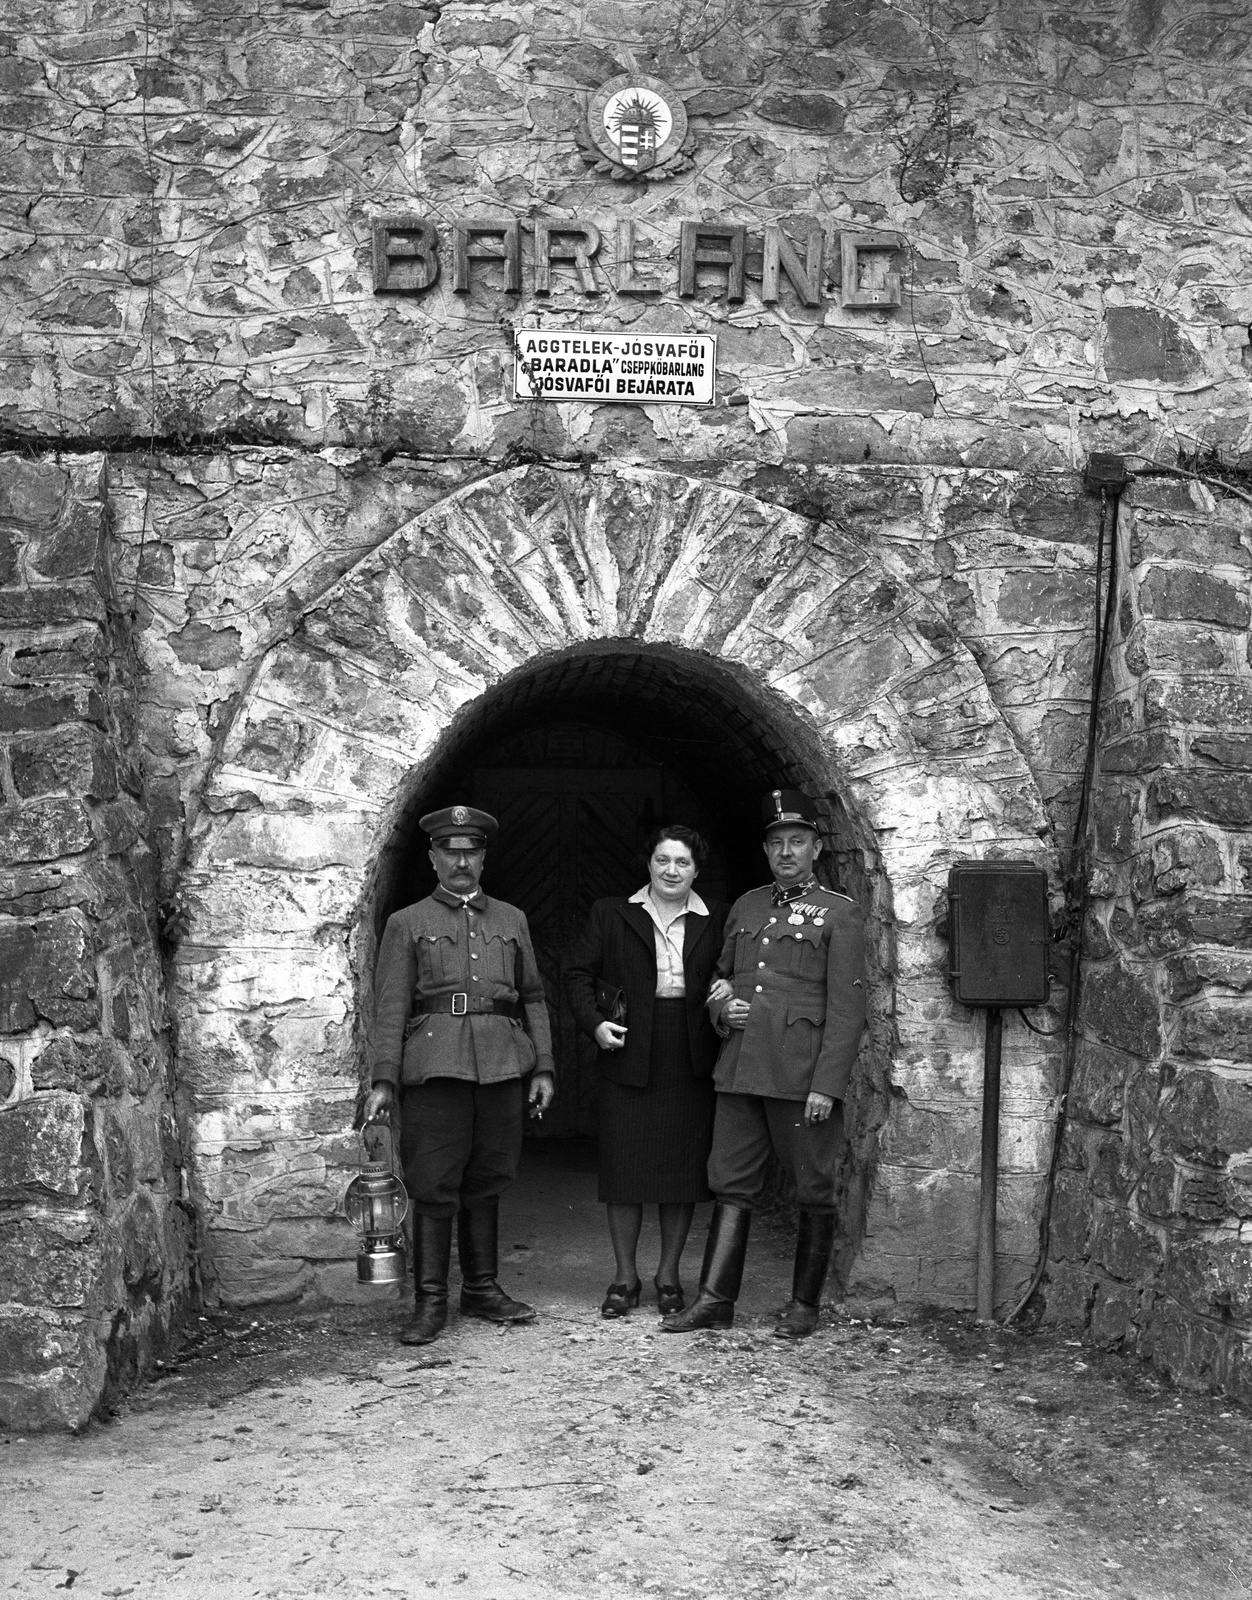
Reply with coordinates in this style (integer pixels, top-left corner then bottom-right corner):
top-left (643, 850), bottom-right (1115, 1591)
top-left (363, 806), bottom-right (556, 1345)
top-left (662, 789), bottom-right (867, 1339)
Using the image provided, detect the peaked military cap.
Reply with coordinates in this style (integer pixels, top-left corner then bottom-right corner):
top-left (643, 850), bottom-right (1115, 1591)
top-left (761, 788), bottom-right (819, 835)
top-left (421, 804), bottom-right (498, 848)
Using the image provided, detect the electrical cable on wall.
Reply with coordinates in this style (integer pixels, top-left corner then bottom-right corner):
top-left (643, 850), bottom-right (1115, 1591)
top-left (1004, 461), bottom-right (1130, 1324)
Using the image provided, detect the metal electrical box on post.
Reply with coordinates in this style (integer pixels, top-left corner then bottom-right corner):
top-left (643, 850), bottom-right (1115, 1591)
top-left (946, 860), bottom-right (1050, 1008)
top-left (945, 858), bottom-right (1050, 1323)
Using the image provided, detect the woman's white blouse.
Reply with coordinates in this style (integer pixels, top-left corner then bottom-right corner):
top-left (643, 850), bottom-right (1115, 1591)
top-left (628, 886), bottom-right (709, 998)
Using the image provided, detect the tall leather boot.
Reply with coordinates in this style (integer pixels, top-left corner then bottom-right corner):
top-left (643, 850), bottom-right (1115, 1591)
top-left (660, 1202), bottom-right (751, 1333)
top-left (458, 1200), bottom-right (536, 1323)
top-left (774, 1208), bottom-right (837, 1338)
top-left (399, 1214), bottom-right (453, 1346)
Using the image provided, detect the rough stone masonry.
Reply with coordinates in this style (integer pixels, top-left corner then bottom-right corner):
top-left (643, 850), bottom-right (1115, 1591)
top-left (0, 0), bottom-right (1250, 1428)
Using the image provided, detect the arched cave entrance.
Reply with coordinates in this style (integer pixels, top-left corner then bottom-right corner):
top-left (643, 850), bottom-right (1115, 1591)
top-left (363, 641), bottom-right (873, 1142)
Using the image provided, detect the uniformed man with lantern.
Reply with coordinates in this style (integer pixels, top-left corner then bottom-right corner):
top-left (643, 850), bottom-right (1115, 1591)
top-left (662, 789), bottom-right (867, 1339)
top-left (363, 805), bottom-right (555, 1345)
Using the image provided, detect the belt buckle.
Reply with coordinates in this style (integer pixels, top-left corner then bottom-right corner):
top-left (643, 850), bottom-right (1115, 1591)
top-left (451, 992), bottom-right (468, 1016)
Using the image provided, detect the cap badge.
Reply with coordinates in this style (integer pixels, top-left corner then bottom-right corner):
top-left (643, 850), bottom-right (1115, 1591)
top-left (452, 806), bottom-right (469, 826)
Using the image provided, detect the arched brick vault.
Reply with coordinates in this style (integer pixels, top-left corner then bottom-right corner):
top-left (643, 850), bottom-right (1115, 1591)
top-left (170, 464), bottom-right (1063, 1311)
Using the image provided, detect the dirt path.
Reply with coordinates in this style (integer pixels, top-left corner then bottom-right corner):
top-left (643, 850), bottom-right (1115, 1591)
top-left (4, 1152), bottom-right (1250, 1599)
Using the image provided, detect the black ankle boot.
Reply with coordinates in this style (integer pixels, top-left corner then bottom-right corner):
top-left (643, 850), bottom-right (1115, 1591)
top-left (774, 1208), bottom-right (836, 1339)
top-left (458, 1201), bottom-right (536, 1323)
top-left (399, 1214), bottom-right (453, 1345)
top-left (660, 1203), bottom-right (751, 1333)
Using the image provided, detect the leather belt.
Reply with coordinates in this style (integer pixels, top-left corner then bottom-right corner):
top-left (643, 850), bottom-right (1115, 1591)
top-left (417, 993), bottom-right (521, 1018)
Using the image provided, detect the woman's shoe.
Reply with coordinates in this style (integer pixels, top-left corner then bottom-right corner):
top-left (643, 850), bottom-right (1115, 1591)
top-left (654, 1280), bottom-right (685, 1315)
top-left (601, 1280), bottom-right (642, 1318)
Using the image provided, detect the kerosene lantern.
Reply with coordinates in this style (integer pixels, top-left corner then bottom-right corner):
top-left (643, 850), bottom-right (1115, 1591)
top-left (344, 1125), bottom-right (409, 1285)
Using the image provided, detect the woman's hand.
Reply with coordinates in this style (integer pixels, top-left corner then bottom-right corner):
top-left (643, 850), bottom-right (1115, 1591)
top-left (707, 978), bottom-right (733, 1006)
top-left (594, 1021), bottom-right (628, 1051)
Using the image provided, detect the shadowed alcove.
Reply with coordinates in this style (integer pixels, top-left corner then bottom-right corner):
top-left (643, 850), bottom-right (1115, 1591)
top-left (361, 640), bottom-right (882, 1152)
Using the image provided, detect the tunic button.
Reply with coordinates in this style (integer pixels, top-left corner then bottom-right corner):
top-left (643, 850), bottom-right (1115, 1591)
top-left (472, 975), bottom-right (479, 981)
top-left (471, 953), bottom-right (479, 960)
top-left (762, 938), bottom-right (769, 945)
top-left (769, 917), bottom-right (776, 924)
top-left (755, 985), bottom-right (763, 992)
top-left (758, 962), bottom-right (765, 969)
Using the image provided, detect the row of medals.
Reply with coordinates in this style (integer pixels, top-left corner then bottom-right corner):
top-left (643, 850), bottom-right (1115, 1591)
top-left (787, 899), bottom-right (826, 928)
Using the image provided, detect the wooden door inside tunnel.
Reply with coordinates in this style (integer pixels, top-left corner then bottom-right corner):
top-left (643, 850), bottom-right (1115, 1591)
top-left (372, 647), bottom-right (857, 1144)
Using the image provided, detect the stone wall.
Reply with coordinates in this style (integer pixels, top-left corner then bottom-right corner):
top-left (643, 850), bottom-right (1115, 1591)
top-left (0, 456), bottom-right (189, 1430)
top-left (1, 1), bottom-right (1248, 471)
top-left (1, 0), bottom-right (1251, 1424)
top-left (1046, 478), bottom-right (1252, 1403)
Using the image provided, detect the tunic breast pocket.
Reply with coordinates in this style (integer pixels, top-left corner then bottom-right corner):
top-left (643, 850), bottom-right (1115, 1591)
top-left (482, 933), bottom-right (519, 990)
top-left (417, 931), bottom-right (459, 987)
top-left (786, 923), bottom-right (825, 977)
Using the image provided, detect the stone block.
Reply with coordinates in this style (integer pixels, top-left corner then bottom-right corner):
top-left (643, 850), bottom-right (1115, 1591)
top-left (1138, 894), bottom-right (1252, 955)
top-left (10, 728), bottom-right (117, 801)
top-left (0, 1213), bottom-right (101, 1306)
top-left (1164, 950), bottom-right (1252, 1000)
top-left (1148, 771), bottom-right (1252, 829)
top-left (0, 456), bottom-right (67, 526)
top-left (30, 1035), bottom-right (129, 1093)
top-left (1089, 1278), bottom-right (1142, 1346)
top-left (1047, 1171), bottom-right (1092, 1261)
top-left (1124, 620), bottom-right (1226, 675)
top-left (1165, 1235), bottom-right (1252, 1324)
top-left (1080, 959), bottom-right (1161, 1059)
top-left (10, 626), bottom-right (107, 681)
top-left (0, 583), bottom-right (108, 627)
top-left (1144, 679), bottom-right (1252, 728)
top-left (1137, 565), bottom-right (1249, 628)
top-left (758, 92), bottom-right (846, 130)
top-left (1006, 478), bottom-right (1090, 545)
top-left (1193, 733), bottom-right (1252, 769)
top-left (27, 504), bottom-right (103, 582)
top-left (0, 798), bottom-right (93, 863)
top-left (0, 1092), bottom-right (93, 1199)
top-left (0, 684), bottom-right (107, 733)
top-left (1093, 780), bottom-right (1138, 859)
top-left (1176, 1001), bottom-right (1252, 1063)
top-left (1104, 306), bottom-right (1202, 383)
top-left (204, 1231), bottom-right (314, 1306)
top-left (0, 911), bottom-right (96, 1031)
top-left (167, 620), bottom-right (243, 670)
top-left (1177, 1169), bottom-right (1227, 1222)
top-left (1148, 828), bottom-right (1225, 895)
top-left (1163, 1069), bottom-right (1252, 1165)
top-left (1137, 1160), bottom-right (1177, 1218)
top-left (1098, 729), bottom-right (1181, 774)
top-left (776, 370), bottom-right (935, 413)
top-left (1090, 1206), bottom-right (1162, 1285)
top-left (0, 1311), bottom-right (108, 1432)
top-left (1040, 1261), bottom-right (1096, 1328)
top-left (1069, 1039), bottom-right (1127, 1126)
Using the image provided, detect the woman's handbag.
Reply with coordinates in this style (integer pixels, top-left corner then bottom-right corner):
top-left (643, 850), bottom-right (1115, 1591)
top-left (595, 979), bottom-right (627, 1024)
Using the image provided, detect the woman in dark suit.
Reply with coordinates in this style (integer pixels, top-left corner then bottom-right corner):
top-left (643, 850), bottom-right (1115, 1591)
top-left (566, 825), bottom-right (730, 1318)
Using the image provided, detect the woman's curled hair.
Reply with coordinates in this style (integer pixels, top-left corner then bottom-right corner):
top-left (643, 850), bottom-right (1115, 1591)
top-left (643, 824), bottom-right (708, 871)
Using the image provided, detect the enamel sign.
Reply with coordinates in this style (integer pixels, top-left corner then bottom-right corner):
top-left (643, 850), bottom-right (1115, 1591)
top-left (513, 331), bottom-right (716, 404)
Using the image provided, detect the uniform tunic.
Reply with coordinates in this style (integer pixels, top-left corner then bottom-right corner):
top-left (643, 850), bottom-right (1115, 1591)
top-left (372, 886), bottom-right (554, 1088)
top-left (710, 882), bottom-right (867, 1102)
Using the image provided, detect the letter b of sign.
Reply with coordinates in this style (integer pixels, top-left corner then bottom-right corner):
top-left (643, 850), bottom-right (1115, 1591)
top-left (372, 218), bottom-right (440, 294)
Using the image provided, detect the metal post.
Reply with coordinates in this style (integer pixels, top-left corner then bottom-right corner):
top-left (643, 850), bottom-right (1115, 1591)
top-left (976, 1006), bottom-right (1003, 1323)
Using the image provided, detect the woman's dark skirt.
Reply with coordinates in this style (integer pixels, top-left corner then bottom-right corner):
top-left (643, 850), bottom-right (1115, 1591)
top-left (598, 997), bottom-right (715, 1205)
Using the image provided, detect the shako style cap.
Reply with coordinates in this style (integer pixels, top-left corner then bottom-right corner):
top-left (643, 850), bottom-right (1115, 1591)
top-left (761, 788), bottom-right (819, 836)
top-left (420, 804), bottom-right (499, 848)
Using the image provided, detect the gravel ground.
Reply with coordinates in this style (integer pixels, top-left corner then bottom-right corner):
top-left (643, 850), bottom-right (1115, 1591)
top-left (3, 1149), bottom-right (1250, 1600)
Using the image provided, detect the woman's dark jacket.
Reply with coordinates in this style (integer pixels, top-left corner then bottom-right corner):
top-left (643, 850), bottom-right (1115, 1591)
top-left (566, 896), bottom-right (730, 1088)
